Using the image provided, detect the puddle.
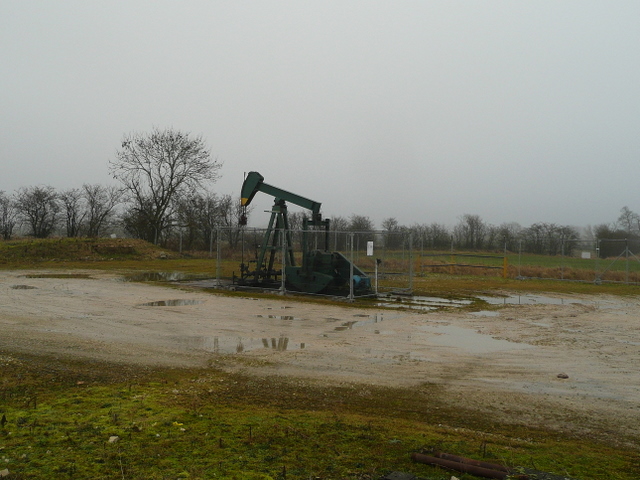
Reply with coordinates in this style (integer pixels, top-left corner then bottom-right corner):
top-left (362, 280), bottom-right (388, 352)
top-left (11, 285), bottom-right (37, 290)
top-left (261, 336), bottom-right (304, 351)
top-left (334, 321), bottom-right (358, 331)
top-left (377, 295), bottom-right (472, 311)
top-left (470, 310), bottom-right (500, 317)
top-left (333, 313), bottom-right (385, 331)
top-left (123, 272), bottom-right (207, 282)
top-left (531, 321), bottom-right (552, 327)
top-left (479, 295), bottom-right (582, 305)
top-left (420, 325), bottom-right (533, 354)
top-left (139, 299), bottom-right (203, 307)
top-left (374, 293), bottom-right (586, 312)
top-left (255, 315), bottom-right (299, 321)
top-left (24, 273), bottom-right (93, 279)
top-left (175, 335), bottom-right (305, 353)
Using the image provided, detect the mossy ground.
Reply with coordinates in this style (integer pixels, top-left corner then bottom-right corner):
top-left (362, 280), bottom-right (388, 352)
top-left (1, 354), bottom-right (638, 480)
top-left (1, 238), bottom-right (640, 478)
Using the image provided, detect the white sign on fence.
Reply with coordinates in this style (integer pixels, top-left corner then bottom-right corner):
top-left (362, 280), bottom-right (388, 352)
top-left (367, 241), bottom-right (374, 256)
top-left (581, 251), bottom-right (591, 259)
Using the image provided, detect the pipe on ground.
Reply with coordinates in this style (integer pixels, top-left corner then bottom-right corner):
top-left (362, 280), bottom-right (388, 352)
top-left (431, 450), bottom-right (510, 472)
top-left (411, 453), bottom-right (528, 480)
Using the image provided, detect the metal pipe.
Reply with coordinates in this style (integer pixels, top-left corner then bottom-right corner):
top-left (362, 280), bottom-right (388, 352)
top-left (431, 451), bottom-right (509, 472)
top-left (411, 453), bottom-right (523, 480)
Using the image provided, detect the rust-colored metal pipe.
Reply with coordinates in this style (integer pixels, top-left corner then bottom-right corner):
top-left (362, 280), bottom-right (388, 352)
top-left (411, 453), bottom-right (524, 480)
top-left (431, 450), bottom-right (510, 473)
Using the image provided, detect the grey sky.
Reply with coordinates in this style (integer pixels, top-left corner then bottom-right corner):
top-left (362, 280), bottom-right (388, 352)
top-left (2, 1), bottom-right (639, 229)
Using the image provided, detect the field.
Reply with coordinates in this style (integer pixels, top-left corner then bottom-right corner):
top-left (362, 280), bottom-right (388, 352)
top-left (1, 238), bottom-right (640, 480)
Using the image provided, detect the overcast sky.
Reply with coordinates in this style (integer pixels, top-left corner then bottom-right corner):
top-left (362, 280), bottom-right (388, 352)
top-left (2, 1), bottom-right (639, 229)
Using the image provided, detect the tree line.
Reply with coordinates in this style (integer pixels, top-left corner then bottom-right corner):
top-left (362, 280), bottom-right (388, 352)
top-left (1, 128), bottom-right (637, 258)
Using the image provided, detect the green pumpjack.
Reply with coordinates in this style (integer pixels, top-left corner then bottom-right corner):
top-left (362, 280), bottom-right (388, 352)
top-left (237, 171), bottom-right (372, 297)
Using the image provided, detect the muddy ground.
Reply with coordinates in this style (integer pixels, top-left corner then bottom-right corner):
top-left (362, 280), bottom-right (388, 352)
top-left (1, 269), bottom-right (639, 446)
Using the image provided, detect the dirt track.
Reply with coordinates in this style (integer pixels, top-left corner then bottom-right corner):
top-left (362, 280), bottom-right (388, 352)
top-left (1, 269), bottom-right (639, 445)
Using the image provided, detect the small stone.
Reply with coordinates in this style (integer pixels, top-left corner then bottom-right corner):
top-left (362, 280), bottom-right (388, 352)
top-left (0, 469), bottom-right (10, 477)
top-left (557, 373), bottom-right (569, 379)
top-left (108, 435), bottom-right (119, 443)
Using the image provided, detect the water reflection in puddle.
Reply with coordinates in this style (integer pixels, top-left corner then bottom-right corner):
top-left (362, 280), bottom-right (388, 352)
top-left (377, 295), bottom-right (472, 311)
top-left (176, 335), bottom-right (304, 353)
top-left (374, 293), bottom-right (585, 312)
top-left (334, 313), bottom-right (385, 331)
top-left (261, 336), bottom-right (304, 351)
top-left (255, 314), bottom-right (299, 321)
top-left (123, 272), bottom-right (207, 282)
top-left (479, 295), bottom-right (581, 305)
top-left (471, 310), bottom-right (500, 317)
top-left (420, 325), bottom-right (533, 354)
top-left (139, 299), bottom-right (203, 307)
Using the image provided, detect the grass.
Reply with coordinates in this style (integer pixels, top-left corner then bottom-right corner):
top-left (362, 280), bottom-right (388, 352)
top-left (2, 354), bottom-right (639, 480)
top-left (2, 237), bottom-right (640, 478)
top-left (0, 237), bottom-right (177, 266)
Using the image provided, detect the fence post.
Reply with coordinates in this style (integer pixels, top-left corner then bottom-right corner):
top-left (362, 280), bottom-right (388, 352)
top-left (503, 237), bottom-right (508, 279)
top-left (420, 236), bottom-right (424, 277)
top-left (561, 238), bottom-right (565, 280)
top-left (408, 232), bottom-right (414, 292)
top-left (626, 238), bottom-right (630, 284)
top-left (518, 239), bottom-right (522, 279)
top-left (349, 233), bottom-right (355, 301)
top-left (595, 239), bottom-right (600, 284)
top-left (450, 239), bottom-right (455, 275)
top-left (280, 227), bottom-right (286, 295)
top-left (216, 227), bottom-right (221, 287)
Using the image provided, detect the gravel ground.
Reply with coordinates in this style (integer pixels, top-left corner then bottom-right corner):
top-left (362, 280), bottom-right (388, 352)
top-left (1, 269), bottom-right (639, 446)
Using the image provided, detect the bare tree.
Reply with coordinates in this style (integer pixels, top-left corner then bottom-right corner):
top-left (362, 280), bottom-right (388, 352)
top-left (14, 186), bottom-right (59, 238)
top-left (483, 224), bottom-right (502, 251)
top-left (110, 127), bottom-right (221, 244)
top-left (521, 222), bottom-right (578, 255)
top-left (424, 223), bottom-right (451, 249)
top-left (381, 217), bottom-right (403, 249)
top-left (558, 225), bottom-right (580, 255)
top-left (617, 206), bottom-right (639, 236)
top-left (348, 214), bottom-right (375, 232)
top-left (59, 188), bottom-right (86, 237)
top-left (594, 223), bottom-right (628, 258)
top-left (286, 211), bottom-right (305, 248)
top-left (522, 223), bottom-right (546, 254)
top-left (329, 215), bottom-right (349, 251)
top-left (454, 214), bottom-right (487, 250)
top-left (176, 191), bottom-right (220, 250)
top-left (497, 222), bottom-right (523, 252)
top-left (218, 194), bottom-right (245, 249)
top-left (0, 191), bottom-right (18, 240)
top-left (83, 184), bottom-right (122, 237)
top-left (348, 214), bottom-right (375, 249)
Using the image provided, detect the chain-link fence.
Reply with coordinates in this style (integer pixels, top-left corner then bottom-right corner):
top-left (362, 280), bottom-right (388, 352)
top-left (163, 227), bottom-right (640, 289)
top-left (505, 238), bottom-right (640, 284)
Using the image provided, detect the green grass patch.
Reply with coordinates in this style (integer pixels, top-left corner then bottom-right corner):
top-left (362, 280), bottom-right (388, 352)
top-left (1, 354), bottom-right (638, 479)
top-left (0, 237), bottom-right (176, 267)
